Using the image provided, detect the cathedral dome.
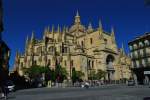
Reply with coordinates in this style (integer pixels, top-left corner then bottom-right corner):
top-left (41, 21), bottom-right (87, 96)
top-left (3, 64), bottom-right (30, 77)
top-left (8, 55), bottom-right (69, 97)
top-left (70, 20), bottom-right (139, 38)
top-left (69, 11), bottom-right (86, 33)
top-left (69, 24), bottom-right (86, 33)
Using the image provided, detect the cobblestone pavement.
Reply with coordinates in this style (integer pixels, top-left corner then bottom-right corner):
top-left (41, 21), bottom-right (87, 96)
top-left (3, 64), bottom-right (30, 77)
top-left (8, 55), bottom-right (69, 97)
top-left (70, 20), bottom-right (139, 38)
top-left (1, 85), bottom-right (150, 100)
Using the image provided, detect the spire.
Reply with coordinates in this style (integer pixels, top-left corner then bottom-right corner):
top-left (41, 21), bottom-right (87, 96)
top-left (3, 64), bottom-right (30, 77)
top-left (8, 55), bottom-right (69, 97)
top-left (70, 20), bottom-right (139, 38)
top-left (25, 35), bottom-right (29, 52)
top-left (47, 26), bottom-right (50, 32)
top-left (25, 35), bottom-right (28, 56)
top-left (99, 19), bottom-right (103, 31)
top-left (111, 26), bottom-right (116, 43)
top-left (51, 25), bottom-right (55, 41)
top-left (15, 50), bottom-right (20, 63)
top-left (122, 43), bottom-right (124, 51)
top-left (44, 26), bottom-right (47, 34)
top-left (63, 26), bottom-right (66, 33)
top-left (25, 35), bottom-right (29, 46)
top-left (62, 26), bottom-right (66, 42)
top-left (122, 43), bottom-right (125, 55)
top-left (99, 19), bottom-right (104, 39)
top-left (75, 10), bottom-right (81, 24)
top-left (111, 26), bottom-right (115, 36)
top-left (30, 31), bottom-right (35, 46)
top-left (31, 31), bottom-right (35, 41)
top-left (43, 27), bottom-right (48, 39)
top-left (66, 27), bottom-right (69, 33)
top-left (88, 22), bottom-right (92, 29)
top-left (51, 25), bottom-right (54, 33)
top-left (76, 10), bottom-right (79, 17)
top-left (58, 25), bottom-right (62, 42)
top-left (87, 22), bottom-right (93, 33)
top-left (57, 24), bottom-right (61, 33)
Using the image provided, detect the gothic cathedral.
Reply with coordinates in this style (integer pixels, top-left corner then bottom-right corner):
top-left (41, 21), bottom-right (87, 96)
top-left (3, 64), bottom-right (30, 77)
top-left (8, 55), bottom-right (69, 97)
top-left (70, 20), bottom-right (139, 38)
top-left (14, 11), bottom-right (131, 81)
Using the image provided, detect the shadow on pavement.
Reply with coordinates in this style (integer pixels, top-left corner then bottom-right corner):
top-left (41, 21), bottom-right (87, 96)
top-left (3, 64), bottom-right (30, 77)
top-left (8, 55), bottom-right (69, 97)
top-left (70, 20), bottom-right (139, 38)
top-left (143, 97), bottom-right (150, 100)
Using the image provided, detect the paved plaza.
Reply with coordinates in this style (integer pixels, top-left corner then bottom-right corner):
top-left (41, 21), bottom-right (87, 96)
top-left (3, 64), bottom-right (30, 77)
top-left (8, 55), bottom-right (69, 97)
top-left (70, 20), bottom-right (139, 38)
top-left (1, 85), bottom-right (150, 100)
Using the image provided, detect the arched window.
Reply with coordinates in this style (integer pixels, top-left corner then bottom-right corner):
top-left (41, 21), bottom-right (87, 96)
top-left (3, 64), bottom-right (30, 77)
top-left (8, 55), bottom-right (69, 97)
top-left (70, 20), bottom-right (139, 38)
top-left (144, 40), bottom-right (149, 46)
top-left (134, 51), bottom-right (138, 58)
top-left (81, 41), bottom-right (84, 47)
top-left (88, 60), bottom-right (91, 69)
top-left (139, 42), bottom-right (143, 48)
top-left (104, 39), bottom-right (107, 44)
top-left (64, 60), bottom-right (67, 66)
top-left (133, 44), bottom-right (137, 49)
top-left (37, 46), bottom-right (42, 54)
top-left (130, 52), bottom-right (133, 58)
top-left (63, 47), bottom-right (68, 53)
top-left (47, 59), bottom-right (51, 66)
top-left (90, 38), bottom-right (93, 44)
top-left (48, 46), bottom-right (54, 52)
top-left (92, 61), bottom-right (94, 68)
top-left (34, 60), bottom-right (37, 65)
top-left (140, 49), bottom-right (144, 56)
top-left (21, 62), bottom-right (23, 67)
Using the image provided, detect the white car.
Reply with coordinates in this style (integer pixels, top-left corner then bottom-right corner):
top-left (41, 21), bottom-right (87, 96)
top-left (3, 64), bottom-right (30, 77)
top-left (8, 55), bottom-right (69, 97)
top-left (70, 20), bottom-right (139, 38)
top-left (81, 82), bottom-right (90, 89)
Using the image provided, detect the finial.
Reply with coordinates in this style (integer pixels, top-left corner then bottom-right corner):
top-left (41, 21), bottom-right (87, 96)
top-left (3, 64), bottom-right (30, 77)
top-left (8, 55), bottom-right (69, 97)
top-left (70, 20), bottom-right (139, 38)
top-left (44, 26), bottom-right (48, 36)
top-left (111, 26), bottom-right (115, 35)
top-left (87, 22), bottom-right (93, 33)
top-left (76, 10), bottom-right (79, 17)
top-left (88, 22), bottom-right (92, 29)
top-left (51, 25), bottom-right (54, 33)
top-left (122, 43), bottom-right (124, 50)
top-left (26, 35), bottom-right (29, 46)
top-left (63, 26), bottom-right (66, 33)
top-left (47, 26), bottom-right (50, 32)
top-left (99, 19), bottom-right (103, 30)
top-left (75, 10), bottom-right (81, 24)
top-left (57, 24), bottom-right (60, 33)
top-left (66, 27), bottom-right (69, 33)
top-left (111, 26), bottom-right (116, 43)
top-left (122, 43), bottom-right (125, 54)
top-left (31, 31), bottom-right (35, 40)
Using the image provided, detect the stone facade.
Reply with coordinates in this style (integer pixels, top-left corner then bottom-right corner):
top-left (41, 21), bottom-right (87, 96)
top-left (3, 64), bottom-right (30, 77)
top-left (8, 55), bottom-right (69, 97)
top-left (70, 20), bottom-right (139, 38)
top-left (128, 32), bottom-right (150, 84)
top-left (14, 11), bottom-right (131, 80)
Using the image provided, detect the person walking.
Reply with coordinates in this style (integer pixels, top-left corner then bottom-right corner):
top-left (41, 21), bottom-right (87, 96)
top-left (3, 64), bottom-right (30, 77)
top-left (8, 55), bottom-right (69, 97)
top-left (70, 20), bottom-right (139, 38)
top-left (0, 65), bottom-right (9, 99)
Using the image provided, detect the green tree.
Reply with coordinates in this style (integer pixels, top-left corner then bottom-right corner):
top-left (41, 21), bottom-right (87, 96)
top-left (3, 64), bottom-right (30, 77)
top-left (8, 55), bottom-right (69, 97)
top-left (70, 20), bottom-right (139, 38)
top-left (24, 65), bottom-right (43, 79)
top-left (96, 69), bottom-right (106, 80)
top-left (89, 70), bottom-right (96, 80)
top-left (72, 68), bottom-right (84, 83)
top-left (72, 67), bottom-right (77, 83)
top-left (50, 69), bottom-right (56, 82)
top-left (55, 64), bottom-right (68, 83)
top-left (76, 71), bottom-right (84, 81)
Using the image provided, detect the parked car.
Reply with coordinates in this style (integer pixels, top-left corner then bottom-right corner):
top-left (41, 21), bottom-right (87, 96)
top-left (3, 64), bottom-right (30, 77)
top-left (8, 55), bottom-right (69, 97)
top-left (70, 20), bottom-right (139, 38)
top-left (6, 80), bottom-right (15, 92)
top-left (127, 80), bottom-right (135, 86)
top-left (81, 82), bottom-right (90, 89)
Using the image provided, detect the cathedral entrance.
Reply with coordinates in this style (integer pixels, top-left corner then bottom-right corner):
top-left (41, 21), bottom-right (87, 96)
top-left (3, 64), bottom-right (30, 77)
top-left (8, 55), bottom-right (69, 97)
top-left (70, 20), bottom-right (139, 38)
top-left (106, 55), bottom-right (115, 81)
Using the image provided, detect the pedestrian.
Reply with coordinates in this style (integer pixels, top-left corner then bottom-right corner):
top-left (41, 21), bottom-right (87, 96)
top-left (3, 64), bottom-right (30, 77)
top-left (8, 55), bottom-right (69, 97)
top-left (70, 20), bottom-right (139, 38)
top-left (0, 66), bottom-right (9, 99)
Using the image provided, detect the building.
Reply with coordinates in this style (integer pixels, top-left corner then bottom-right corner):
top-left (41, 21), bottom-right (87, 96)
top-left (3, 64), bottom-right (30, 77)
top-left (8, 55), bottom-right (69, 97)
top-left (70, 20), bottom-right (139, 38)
top-left (0, 41), bottom-right (10, 77)
top-left (0, 0), bottom-right (10, 83)
top-left (128, 33), bottom-right (150, 84)
top-left (14, 11), bottom-right (131, 81)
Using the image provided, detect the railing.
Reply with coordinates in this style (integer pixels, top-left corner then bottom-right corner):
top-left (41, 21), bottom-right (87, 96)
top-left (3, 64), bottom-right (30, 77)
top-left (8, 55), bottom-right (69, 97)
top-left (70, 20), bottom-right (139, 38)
top-left (47, 80), bottom-right (127, 88)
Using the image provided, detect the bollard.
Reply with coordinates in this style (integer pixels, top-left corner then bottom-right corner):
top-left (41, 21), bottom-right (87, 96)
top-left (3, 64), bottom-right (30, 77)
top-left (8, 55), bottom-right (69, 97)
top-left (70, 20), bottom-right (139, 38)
top-left (47, 80), bottom-right (51, 88)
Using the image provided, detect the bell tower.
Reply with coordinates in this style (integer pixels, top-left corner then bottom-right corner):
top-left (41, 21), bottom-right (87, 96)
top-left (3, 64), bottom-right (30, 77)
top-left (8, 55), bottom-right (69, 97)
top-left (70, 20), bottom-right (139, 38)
top-left (74, 10), bottom-right (81, 24)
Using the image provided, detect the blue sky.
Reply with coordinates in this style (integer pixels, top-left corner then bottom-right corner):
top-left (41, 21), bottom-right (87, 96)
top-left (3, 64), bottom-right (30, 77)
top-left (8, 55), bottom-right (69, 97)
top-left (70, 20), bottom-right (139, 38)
top-left (2, 0), bottom-right (150, 69)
